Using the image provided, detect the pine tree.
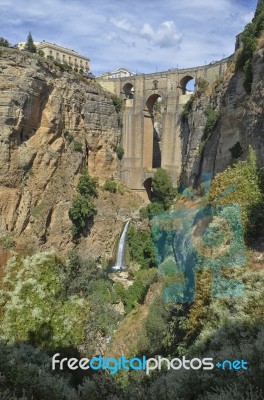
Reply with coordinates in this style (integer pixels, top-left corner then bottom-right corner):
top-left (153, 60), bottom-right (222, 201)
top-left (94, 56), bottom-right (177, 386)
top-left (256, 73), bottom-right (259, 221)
top-left (25, 32), bottom-right (36, 53)
top-left (0, 37), bottom-right (10, 47)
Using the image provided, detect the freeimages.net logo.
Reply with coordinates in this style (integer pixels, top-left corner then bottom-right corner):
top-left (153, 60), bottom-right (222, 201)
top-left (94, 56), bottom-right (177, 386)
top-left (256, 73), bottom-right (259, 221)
top-left (150, 173), bottom-right (247, 302)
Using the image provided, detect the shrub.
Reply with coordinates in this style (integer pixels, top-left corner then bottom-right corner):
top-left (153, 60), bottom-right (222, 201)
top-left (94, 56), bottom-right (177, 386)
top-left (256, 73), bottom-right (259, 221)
top-left (202, 106), bottom-right (220, 142)
top-left (69, 195), bottom-right (96, 237)
top-left (64, 131), bottom-right (73, 143)
top-left (139, 207), bottom-right (149, 219)
top-left (195, 77), bottom-right (209, 95)
top-left (236, 0), bottom-right (264, 92)
top-left (103, 180), bottom-right (117, 192)
top-left (69, 171), bottom-right (98, 238)
top-left (73, 140), bottom-right (83, 152)
top-left (0, 234), bottom-right (15, 250)
top-left (127, 224), bottom-right (156, 269)
top-left (152, 168), bottom-right (177, 210)
top-left (37, 49), bottom-right (44, 57)
top-left (124, 269), bottom-right (157, 313)
top-left (111, 95), bottom-right (123, 113)
top-left (0, 37), bottom-right (10, 47)
top-left (0, 252), bottom-right (89, 348)
top-left (180, 97), bottom-right (194, 122)
top-left (77, 171), bottom-right (98, 198)
top-left (209, 147), bottom-right (263, 236)
top-left (116, 146), bottom-right (124, 160)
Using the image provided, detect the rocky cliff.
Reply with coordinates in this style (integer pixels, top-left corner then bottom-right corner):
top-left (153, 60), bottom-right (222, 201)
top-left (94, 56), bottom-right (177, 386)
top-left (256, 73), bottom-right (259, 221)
top-left (181, 47), bottom-right (264, 188)
top-left (0, 47), bottom-right (141, 257)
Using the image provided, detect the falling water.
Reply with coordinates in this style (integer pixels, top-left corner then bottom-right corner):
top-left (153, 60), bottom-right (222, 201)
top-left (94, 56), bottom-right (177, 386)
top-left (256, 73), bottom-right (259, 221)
top-left (110, 220), bottom-right (130, 272)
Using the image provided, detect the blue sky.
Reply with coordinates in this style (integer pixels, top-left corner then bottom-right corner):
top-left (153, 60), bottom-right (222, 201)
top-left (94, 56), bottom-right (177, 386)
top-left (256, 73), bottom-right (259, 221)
top-left (0, 0), bottom-right (258, 75)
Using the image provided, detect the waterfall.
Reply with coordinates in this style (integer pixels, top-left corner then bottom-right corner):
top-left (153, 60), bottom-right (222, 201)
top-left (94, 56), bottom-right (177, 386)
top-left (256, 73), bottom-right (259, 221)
top-left (110, 220), bottom-right (130, 272)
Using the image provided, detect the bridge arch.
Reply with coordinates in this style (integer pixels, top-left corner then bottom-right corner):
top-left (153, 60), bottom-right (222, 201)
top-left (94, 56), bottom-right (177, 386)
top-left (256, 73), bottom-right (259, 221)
top-left (143, 178), bottom-right (152, 201)
top-left (180, 75), bottom-right (195, 95)
top-left (122, 82), bottom-right (134, 99)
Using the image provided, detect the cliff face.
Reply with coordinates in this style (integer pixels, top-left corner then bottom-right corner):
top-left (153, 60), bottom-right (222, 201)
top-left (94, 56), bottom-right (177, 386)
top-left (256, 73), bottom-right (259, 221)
top-left (181, 47), bottom-right (264, 188)
top-left (0, 47), bottom-right (128, 254)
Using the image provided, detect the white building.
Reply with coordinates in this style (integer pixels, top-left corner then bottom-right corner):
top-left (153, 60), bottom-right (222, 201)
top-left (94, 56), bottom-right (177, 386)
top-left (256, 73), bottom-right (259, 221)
top-left (98, 68), bottom-right (135, 80)
top-left (18, 41), bottom-right (90, 72)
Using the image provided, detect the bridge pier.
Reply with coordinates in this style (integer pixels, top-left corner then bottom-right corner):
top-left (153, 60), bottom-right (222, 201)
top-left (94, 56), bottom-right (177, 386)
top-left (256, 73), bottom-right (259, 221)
top-left (98, 56), bottom-right (232, 197)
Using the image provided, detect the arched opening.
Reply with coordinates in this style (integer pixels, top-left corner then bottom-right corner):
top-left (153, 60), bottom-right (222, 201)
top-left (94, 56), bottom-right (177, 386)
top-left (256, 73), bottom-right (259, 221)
top-left (144, 94), bottom-right (163, 169)
top-left (143, 178), bottom-right (152, 201)
top-left (122, 83), bottom-right (134, 99)
top-left (180, 76), bottom-right (195, 95)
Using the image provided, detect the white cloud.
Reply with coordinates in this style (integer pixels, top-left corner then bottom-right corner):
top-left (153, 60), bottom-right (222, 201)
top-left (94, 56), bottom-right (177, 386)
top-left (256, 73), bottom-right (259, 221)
top-left (109, 17), bottom-right (136, 33)
top-left (140, 21), bottom-right (182, 48)
top-left (0, 0), bottom-right (258, 74)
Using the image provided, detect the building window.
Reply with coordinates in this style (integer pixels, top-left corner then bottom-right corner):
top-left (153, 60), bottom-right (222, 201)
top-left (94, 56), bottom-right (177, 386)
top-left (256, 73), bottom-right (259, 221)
top-left (50, 50), bottom-right (53, 55)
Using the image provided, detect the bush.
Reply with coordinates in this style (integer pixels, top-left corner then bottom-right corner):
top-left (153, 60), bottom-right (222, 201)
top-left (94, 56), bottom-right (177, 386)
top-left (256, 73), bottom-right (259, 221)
top-left (77, 171), bottom-right (98, 198)
top-left (127, 224), bottom-right (156, 269)
top-left (236, 1), bottom-right (264, 93)
top-left (64, 131), bottom-right (73, 143)
top-left (103, 179), bottom-right (117, 192)
top-left (180, 97), bottom-right (194, 122)
top-left (73, 140), bottom-right (83, 152)
top-left (116, 146), bottom-right (124, 160)
top-left (69, 170), bottom-right (98, 238)
top-left (152, 168), bottom-right (177, 210)
top-left (209, 147), bottom-right (263, 236)
top-left (0, 37), bottom-right (10, 47)
top-left (0, 252), bottom-right (89, 348)
top-left (69, 195), bottom-right (96, 237)
top-left (202, 106), bottom-right (220, 142)
top-left (123, 269), bottom-right (157, 313)
top-left (195, 77), bottom-right (209, 95)
top-left (111, 95), bottom-right (123, 113)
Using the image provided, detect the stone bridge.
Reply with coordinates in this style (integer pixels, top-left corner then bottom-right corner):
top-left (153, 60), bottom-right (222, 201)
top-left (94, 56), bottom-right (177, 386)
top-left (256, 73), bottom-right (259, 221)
top-left (99, 56), bottom-right (232, 199)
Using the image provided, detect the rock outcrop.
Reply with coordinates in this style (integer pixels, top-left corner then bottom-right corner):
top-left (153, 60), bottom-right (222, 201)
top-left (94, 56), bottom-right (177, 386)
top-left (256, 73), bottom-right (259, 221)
top-left (0, 47), bottom-right (136, 255)
top-left (181, 47), bottom-right (264, 188)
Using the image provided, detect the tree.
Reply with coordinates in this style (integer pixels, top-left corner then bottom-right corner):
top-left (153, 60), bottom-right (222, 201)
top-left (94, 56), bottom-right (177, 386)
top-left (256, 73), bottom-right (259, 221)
top-left (152, 168), bottom-right (177, 209)
top-left (25, 32), bottom-right (37, 53)
top-left (69, 170), bottom-right (98, 238)
top-left (0, 37), bottom-right (10, 47)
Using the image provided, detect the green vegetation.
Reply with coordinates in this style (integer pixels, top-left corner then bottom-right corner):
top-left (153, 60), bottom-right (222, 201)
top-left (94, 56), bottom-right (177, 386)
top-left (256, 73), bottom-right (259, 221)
top-left (103, 179), bottom-right (118, 192)
top-left (202, 106), bottom-right (220, 142)
top-left (195, 77), bottom-right (209, 96)
top-left (180, 97), bottom-right (194, 122)
top-left (122, 269), bottom-right (157, 313)
top-left (209, 147), bottom-right (264, 237)
top-left (236, 0), bottom-right (264, 92)
top-left (64, 131), bottom-right (73, 143)
top-left (73, 139), bottom-right (83, 152)
top-left (25, 32), bottom-right (37, 53)
top-left (0, 252), bottom-right (89, 348)
top-left (152, 168), bottom-right (177, 210)
top-left (64, 251), bottom-right (119, 339)
top-left (115, 145), bottom-right (124, 160)
top-left (69, 170), bottom-right (98, 238)
top-left (0, 37), bottom-right (10, 47)
top-left (111, 95), bottom-right (123, 113)
top-left (127, 224), bottom-right (156, 269)
top-left (0, 234), bottom-right (15, 250)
